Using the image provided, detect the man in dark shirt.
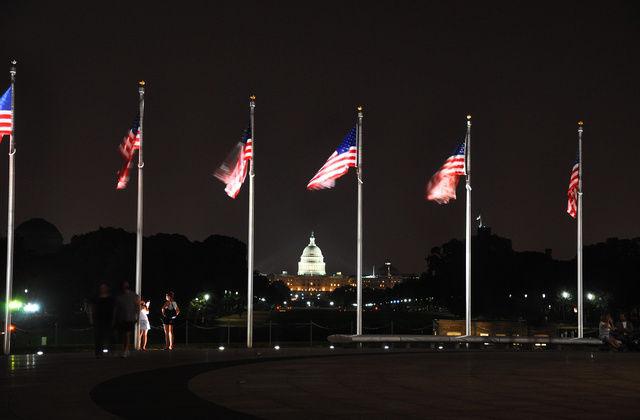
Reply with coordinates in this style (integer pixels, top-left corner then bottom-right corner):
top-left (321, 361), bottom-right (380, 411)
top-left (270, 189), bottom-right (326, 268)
top-left (89, 283), bottom-right (115, 357)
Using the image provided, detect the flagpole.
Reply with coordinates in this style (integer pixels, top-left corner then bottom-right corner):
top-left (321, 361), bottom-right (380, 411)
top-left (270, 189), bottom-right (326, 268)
top-left (3, 60), bottom-right (16, 355)
top-left (134, 81), bottom-right (145, 350)
top-left (247, 95), bottom-right (256, 348)
top-left (577, 121), bottom-right (584, 338)
top-left (356, 106), bottom-right (364, 336)
top-left (464, 114), bottom-right (472, 336)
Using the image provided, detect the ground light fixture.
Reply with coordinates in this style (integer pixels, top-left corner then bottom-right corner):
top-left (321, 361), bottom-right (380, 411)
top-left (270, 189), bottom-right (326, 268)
top-left (586, 292), bottom-right (595, 301)
top-left (218, 346), bottom-right (225, 351)
top-left (102, 349), bottom-right (109, 354)
top-left (36, 350), bottom-right (44, 356)
top-left (329, 345), bottom-right (335, 349)
top-left (274, 345), bottom-right (280, 350)
top-left (383, 345), bottom-right (390, 350)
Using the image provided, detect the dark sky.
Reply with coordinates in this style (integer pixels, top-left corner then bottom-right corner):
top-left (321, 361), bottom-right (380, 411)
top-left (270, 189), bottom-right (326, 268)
top-left (1, 1), bottom-right (639, 275)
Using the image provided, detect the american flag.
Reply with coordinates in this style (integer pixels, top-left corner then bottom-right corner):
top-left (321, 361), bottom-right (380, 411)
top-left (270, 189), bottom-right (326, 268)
top-left (567, 154), bottom-right (579, 218)
top-left (0, 87), bottom-right (12, 139)
top-left (425, 142), bottom-right (466, 204)
top-left (307, 127), bottom-right (357, 190)
top-left (214, 127), bottom-right (253, 199)
top-left (116, 116), bottom-right (141, 190)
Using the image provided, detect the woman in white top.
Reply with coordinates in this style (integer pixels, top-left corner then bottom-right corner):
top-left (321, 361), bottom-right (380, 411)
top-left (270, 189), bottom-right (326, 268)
top-left (139, 300), bottom-right (151, 351)
top-left (161, 291), bottom-right (180, 350)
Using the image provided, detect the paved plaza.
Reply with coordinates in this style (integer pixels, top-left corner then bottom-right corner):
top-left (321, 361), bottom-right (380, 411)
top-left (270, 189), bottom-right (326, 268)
top-left (2, 348), bottom-right (640, 419)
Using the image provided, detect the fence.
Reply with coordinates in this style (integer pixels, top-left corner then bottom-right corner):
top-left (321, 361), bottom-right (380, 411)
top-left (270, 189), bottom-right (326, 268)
top-left (7, 319), bottom-right (435, 351)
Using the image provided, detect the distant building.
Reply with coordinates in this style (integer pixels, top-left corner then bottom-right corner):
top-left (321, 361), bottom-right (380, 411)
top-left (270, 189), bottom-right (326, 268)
top-left (269, 233), bottom-right (407, 292)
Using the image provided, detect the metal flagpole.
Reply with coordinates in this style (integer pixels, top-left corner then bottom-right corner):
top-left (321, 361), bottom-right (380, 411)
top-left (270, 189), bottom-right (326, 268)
top-left (464, 115), bottom-right (472, 336)
top-left (3, 60), bottom-right (16, 355)
top-left (134, 81), bottom-right (145, 350)
top-left (577, 121), bottom-right (584, 338)
top-left (356, 106), bottom-right (364, 335)
top-left (247, 95), bottom-right (256, 348)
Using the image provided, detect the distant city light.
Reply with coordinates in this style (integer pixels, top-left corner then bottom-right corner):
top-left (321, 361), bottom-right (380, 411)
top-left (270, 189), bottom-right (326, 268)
top-left (218, 346), bottom-right (225, 351)
top-left (274, 345), bottom-right (280, 350)
top-left (329, 301), bottom-right (334, 306)
top-left (8, 300), bottom-right (23, 311)
top-left (329, 345), bottom-right (335, 350)
top-left (306, 301), bottom-right (311, 307)
top-left (383, 345), bottom-right (390, 350)
top-left (524, 294), bottom-right (528, 298)
top-left (561, 291), bottom-right (570, 299)
top-left (36, 350), bottom-right (44, 356)
top-left (437, 345), bottom-right (444, 350)
top-left (542, 293), bottom-right (546, 299)
top-left (586, 293), bottom-right (595, 301)
top-left (24, 289), bottom-right (28, 294)
top-left (573, 307), bottom-right (578, 313)
top-left (204, 294), bottom-right (210, 301)
top-left (102, 349), bottom-right (109, 353)
top-left (23, 302), bottom-right (41, 313)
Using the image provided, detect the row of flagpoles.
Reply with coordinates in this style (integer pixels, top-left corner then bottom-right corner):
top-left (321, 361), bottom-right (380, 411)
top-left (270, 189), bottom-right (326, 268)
top-left (1, 64), bottom-right (585, 354)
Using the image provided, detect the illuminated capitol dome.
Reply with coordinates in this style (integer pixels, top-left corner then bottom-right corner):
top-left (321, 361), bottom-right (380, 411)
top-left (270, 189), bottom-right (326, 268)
top-left (297, 232), bottom-right (326, 276)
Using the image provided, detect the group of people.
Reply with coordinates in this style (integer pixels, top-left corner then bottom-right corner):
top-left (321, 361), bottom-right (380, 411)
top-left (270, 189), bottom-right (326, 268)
top-left (88, 281), bottom-right (180, 357)
top-left (599, 313), bottom-right (638, 351)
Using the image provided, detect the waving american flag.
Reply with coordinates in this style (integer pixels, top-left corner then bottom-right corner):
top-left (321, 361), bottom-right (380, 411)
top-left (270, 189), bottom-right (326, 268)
top-left (425, 142), bottom-right (466, 204)
top-left (116, 116), bottom-right (141, 190)
top-left (567, 153), bottom-right (580, 218)
top-left (0, 87), bottom-right (12, 139)
top-left (214, 127), bottom-right (253, 198)
top-left (307, 127), bottom-right (357, 190)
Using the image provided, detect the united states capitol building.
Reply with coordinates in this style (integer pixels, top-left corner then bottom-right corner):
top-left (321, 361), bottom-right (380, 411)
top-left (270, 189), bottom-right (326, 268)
top-left (269, 232), bottom-right (405, 293)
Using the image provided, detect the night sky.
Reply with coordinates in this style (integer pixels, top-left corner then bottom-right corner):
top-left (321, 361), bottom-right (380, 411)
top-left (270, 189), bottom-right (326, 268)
top-left (1, 1), bottom-right (639, 275)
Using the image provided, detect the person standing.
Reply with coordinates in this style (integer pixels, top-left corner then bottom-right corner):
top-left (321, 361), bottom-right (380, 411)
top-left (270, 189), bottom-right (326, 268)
top-left (161, 292), bottom-right (180, 350)
top-left (114, 281), bottom-right (140, 357)
top-left (139, 299), bottom-right (151, 351)
top-left (89, 283), bottom-right (115, 358)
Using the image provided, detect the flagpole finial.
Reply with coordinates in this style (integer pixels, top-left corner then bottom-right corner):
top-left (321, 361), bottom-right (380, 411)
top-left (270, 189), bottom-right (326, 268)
top-left (578, 120), bottom-right (584, 127)
top-left (467, 114), bottom-right (472, 120)
top-left (9, 60), bottom-right (16, 77)
top-left (249, 94), bottom-right (256, 101)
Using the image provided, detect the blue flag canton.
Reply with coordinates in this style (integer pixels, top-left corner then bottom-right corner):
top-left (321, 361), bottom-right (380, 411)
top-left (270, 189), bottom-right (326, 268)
top-left (241, 126), bottom-right (251, 143)
top-left (336, 127), bottom-right (357, 154)
top-left (452, 142), bottom-right (466, 157)
top-left (130, 115), bottom-right (140, 134)
top-left (0, 87), bottom-right (12, 111)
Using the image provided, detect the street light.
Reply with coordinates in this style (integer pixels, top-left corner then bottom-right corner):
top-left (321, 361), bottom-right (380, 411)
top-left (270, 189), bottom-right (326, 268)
top-left (204, 294), bottom-right (210, 301)
top-left (586, 293), bottom-right (595, 301)
top-left (561, 291), bottom-right (570, 299)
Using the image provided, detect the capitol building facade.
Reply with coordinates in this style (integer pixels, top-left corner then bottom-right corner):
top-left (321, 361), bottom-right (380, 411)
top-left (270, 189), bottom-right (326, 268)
top-left (269, 232), bottom-right (404, 293)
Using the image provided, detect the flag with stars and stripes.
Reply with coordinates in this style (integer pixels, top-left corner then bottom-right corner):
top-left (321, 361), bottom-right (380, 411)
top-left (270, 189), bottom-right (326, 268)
top-left (214, 127), bottom-right (253, 199)
top-left (307, 127), bottom-right (357, 190)
top-left (425, 142), bottom-right (466, 204)
top-left (0, 87), bottom-right (12, 139)
top-left (567, 153), bottom-right (580, 218)
top-left (116, 116), bottom-right (141, 190)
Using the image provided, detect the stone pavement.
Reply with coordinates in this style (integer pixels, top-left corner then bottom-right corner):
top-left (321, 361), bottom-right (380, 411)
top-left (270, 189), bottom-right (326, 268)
top-left (2, 347), bottom-right (640, 419)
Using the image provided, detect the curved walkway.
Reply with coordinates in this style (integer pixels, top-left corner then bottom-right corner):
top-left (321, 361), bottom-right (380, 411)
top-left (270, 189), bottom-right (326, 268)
top-left (90, 351), bottom-right (640, 419)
